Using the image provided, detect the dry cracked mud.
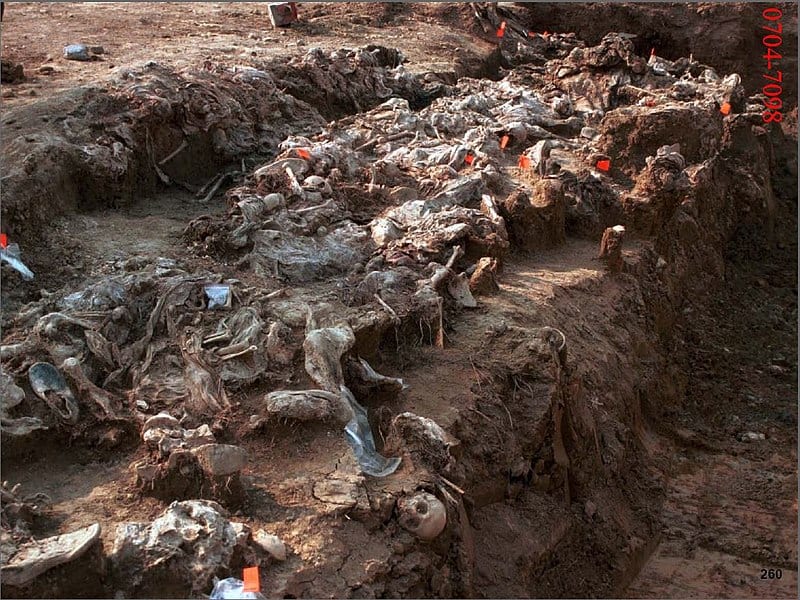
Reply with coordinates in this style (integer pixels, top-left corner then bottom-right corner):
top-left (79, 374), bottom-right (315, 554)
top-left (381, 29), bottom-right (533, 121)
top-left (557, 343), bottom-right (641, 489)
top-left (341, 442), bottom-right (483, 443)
top-left (0, 3), bottom-right (797, 599)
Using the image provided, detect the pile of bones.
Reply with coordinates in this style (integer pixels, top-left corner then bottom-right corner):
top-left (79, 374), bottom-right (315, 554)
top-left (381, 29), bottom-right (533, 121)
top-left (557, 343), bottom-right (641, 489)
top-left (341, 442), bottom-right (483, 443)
top-left (0, 31), bottom-right (753, 595)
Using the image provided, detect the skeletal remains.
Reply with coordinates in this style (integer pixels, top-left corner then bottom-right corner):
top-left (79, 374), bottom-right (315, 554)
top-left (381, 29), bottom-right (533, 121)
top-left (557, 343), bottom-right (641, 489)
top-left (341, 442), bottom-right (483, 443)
top-left (0, 25), bottom-right (755, 592)
top-left (397, 491), bottom-right (448, 541)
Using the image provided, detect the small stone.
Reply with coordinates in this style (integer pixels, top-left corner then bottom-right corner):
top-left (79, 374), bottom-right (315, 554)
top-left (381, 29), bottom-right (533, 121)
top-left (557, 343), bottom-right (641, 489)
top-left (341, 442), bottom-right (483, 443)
top-left (191, 443), bottom-right (248, 476)
top-left (230, 522), bottom-right (251, 545)
top-left (551, 96), bottom-right (572, 117)
top-left (37, 65), bottom-right (55, 75)
top-left (63, 44), bottom-right (91, 61)
top-left (312, 478), bottom-right (360, 507)
top-left (738, 431), bottom-right (766, 443)
top-left (469, 257), bottom-right (500, 295)
top-left (370, 218), bottom-right (403, 246)
top-left (584, 500), bottom-right (597, 519)
top-left (253, 530), bottom-right (287, 561)
top-left (580, 126), bottom-right (599, 139)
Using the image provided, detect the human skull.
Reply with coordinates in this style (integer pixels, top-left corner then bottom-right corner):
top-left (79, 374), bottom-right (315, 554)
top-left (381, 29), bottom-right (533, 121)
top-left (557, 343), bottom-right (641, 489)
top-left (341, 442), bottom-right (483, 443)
top-left (397, 492), bottom-right (446, 541)
top-left (551, 96), bottom-right (573, 117)
top-left (302, 175), bottom-right (332, 196)
top-left (370, 217), bottom-right (403, 246)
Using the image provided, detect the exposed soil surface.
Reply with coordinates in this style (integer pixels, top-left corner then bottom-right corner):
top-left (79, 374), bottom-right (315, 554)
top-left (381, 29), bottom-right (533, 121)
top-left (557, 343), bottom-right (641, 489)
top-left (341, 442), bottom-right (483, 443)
top-left (1, 3), bottom-right (797, 600)
top-left (624, 197), bottom-right (798, 598)
top-left (0, 1), bottom-right (493, 109)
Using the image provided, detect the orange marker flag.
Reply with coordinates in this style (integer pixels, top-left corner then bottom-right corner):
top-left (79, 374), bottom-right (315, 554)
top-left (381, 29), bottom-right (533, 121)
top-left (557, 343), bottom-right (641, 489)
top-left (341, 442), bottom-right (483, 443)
top-left (518, 155), bottom-right (531, 169)
top-left (296, 148), bottom-right (311, 160)
top-left (720, 102), bottom-right (731, 115)
top-left (464, 153), bottom-right (475, 165)
top-left (496, 21), bottom-right (507, 38)
top-left (243, 567), bottom-right (260, 593)
top-left (499, 135), bottom-right (509, 149)
top-left (0, 233), bottom-right (7, 249)
top-left (596, 159), bottom-right (611, 172)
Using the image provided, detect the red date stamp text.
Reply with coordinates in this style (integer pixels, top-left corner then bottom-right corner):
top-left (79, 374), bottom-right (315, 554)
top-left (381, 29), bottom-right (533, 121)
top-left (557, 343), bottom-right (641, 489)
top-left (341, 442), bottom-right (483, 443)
top-left (761, 7), bottom-right (784, 123)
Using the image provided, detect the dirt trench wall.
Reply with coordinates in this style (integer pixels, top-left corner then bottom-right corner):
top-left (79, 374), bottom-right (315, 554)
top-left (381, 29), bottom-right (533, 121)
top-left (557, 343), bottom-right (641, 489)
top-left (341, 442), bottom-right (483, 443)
top-left (0, 71), bottom-right (306, 247)
top-left (437, 110), bottom-right (787, 598)
top-left (0, 48), bottom-right (443, 249)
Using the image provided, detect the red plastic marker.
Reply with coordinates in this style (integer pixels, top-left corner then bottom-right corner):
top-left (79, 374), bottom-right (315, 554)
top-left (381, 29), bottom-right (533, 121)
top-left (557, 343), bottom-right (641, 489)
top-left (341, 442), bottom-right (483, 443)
top-left (296, 148), bottom-right (311, 160)
top-left (496, 21), bottom-right (507, 38)
top-left (499, 135), bottom-right (509, 149)
top-left (0, 233), bottom-right (7, 249)
top-left (596, 159), bottom-right (611, 172)
top-left (464, 153), bottom-right (475, 165)
top-left (243, 567), bottom-right (260, 593)
top-left (720, 102), bottom-right (731, 115)
top-left (518, 155), bottom-right (531, 169)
